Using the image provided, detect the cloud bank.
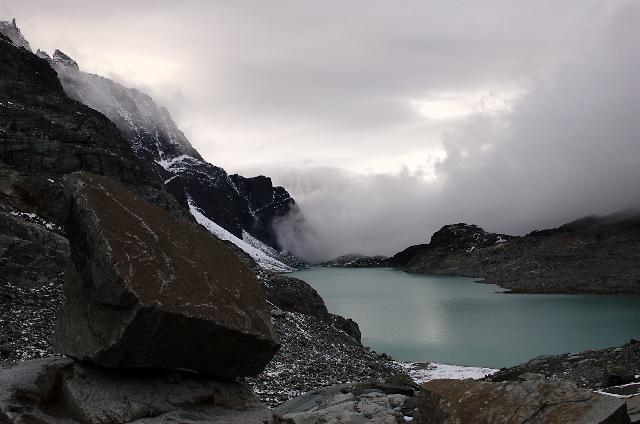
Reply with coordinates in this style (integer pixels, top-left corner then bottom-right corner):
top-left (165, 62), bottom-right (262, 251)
top-left (3, 0), bottom-right (638, 261)
top-left (268, 2), bottom-right (640, 261)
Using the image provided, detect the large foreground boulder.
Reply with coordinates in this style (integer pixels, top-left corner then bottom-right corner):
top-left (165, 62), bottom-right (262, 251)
top-left (53, 172), bottom-right (279, 377)
top-left (0, 358), bottom-right (277, 423)
top-left (416, 377), bottom-right (630, 423)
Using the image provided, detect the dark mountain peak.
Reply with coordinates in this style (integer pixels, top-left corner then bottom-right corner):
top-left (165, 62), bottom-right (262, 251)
top-left (39, 45), bottom-right (306, 265)
top-left (52, 49), bottom-right (79, 71)
top-left (320, 254), bottom-right (387, 268)
top-left (0, 17), bottom-right (307, 266)
top-left (430, 223), bottom-right (513, 251)
top-left (0, 18), bottom-right (31, 51)
top-left (387, 223), bottom-right (514, 267)
top-left (36, 49), bottom-right (51, 60)
top-left (390, 210), bottom-right (640, 293)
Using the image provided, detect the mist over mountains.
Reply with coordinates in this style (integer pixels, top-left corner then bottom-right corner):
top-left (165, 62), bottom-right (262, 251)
top-left (264, 1), bottom-right (640, 261)
top-left (3, 1), bottom-right (639, 263)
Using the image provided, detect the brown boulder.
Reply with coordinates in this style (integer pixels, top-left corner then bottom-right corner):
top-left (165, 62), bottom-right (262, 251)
top-left (416, 378), bottom-right (630, 424)
top-left (53, 172), bottom-right (279, 377)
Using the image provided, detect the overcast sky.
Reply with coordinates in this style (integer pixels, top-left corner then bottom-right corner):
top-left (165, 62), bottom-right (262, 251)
top-left (3, 1), bottom-right (639, 260)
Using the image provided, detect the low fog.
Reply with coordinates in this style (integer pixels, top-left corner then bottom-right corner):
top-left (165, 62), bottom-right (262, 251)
top-left (4, 0), bottom-right (639, 262)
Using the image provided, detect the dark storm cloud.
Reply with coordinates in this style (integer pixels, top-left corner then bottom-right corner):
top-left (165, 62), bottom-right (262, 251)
top-left (3, 0), bottom-right (638, 261)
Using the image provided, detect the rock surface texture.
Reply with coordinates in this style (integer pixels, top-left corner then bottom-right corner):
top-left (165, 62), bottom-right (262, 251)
top-left (320, 254), bottom-right (388, 268)
top-left (389, 213), bottom-right (640, 293)
top-left (417, 377), bottom-right (631, 424)
top-left (54, 172), bottom-right (279, 377)
top-left (488, 339), bottom-right (640, 391)
top-left (0, 357), bottom-right (278, 424)
top-left (275, 382), bottom-right (418, 423)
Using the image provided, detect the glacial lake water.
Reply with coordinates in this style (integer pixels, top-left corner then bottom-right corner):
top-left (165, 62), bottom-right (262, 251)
top-left (289, 267), bottom-right (640, 368)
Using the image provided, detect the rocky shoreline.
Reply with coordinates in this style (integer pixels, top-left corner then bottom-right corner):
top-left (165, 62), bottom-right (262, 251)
top-left (488, 339), bottom-right (640, 392)
top-left (384, 216), bottom-right (640, 294)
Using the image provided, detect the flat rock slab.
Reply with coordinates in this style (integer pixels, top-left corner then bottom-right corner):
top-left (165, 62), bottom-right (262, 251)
top-left (53, 172), bottom-right (279, 377)
top-left (0, 357), bottom-right (276, 423)
top-left (627, 396), bottom-right (640, 423)
top-left (417, 378), bottom-right (631, 424)
top-left (275, 382), bottom-right (415, 423)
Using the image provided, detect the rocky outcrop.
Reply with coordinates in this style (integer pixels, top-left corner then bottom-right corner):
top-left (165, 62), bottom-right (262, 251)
top-left (0, 211), bottom-right (68, 288)
top-left (628, 396), bottom-right (640, 423)
top-left (52, 48), bottom-right (79, 70)
top-left (320, 254), bottom-right (388, 268)
top-left (275, 381), bottom-right (418, 423)
top-left (0, 19), bottom-right (30, 50)
top-left (390, 212), bottom-right (640, 293)
top-left (229, 174), bottom-right (296, 249)
top-left (0, 28), bottom-right (187, 226)
top-left (488, 339), bottom-right (640, 392)
top-left (0, 357), bottom-right (278, 423)
top-left (54, 172), bottom-right (279, 377)
top-left (388, 223), bottom-right (513, 269)
top-left (263, 273), bottom-right (361, 341)
top-left (416, 377), bottom-right (631, 424)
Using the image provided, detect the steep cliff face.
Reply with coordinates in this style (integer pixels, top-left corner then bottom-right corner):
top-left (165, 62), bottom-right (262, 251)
top-left (0, 32), bottom-right (184, 224)
top-left (390, 213), bottom-right (640, 293)
top-left (0, 19), bottom-right (30, 50)
top-left (0, 17), bottom-right (304, 267)
top-left (0, 30), bottom-right (188, 288)
top-left (46, 49), bottom-right (299, 264)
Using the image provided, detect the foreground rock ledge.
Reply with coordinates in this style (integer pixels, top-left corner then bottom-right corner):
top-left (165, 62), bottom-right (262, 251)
top-left (53, 172), bottom-right (279, 377)
top-left (416, 377), bottom-right (631, 424)
top-left (0, 358), bottom-right (277, 423)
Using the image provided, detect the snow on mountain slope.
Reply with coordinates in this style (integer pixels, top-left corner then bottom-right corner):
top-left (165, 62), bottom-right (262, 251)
top-left (188, 196), bottom-right (293, 272)
top-left (39, 45), bottom-right (304, 263)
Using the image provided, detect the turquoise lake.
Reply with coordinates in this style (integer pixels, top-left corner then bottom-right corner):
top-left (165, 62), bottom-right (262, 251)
top-left (289, 267), bottom-right (640, 368)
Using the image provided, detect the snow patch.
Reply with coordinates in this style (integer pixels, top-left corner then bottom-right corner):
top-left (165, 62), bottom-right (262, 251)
top-left (397, 361), bottom-right (497, 384)
top-left (155, 154), bottom-right (198, 172)
top-left (187, 196), bottom-right (293, 272)
top-left (9, 212), bottom-right (61, 232)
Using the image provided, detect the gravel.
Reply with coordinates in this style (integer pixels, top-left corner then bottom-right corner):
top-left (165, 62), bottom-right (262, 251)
top-left (0, 280), bottom-right (63, 363)
top-left (488, 339), bottom-right (640, 390)
top-left (0, 276), bottom-right (400, 408)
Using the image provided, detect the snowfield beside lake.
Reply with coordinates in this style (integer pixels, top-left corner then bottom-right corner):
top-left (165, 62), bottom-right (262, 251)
top-left (398, 361), bottom-right (497, 384)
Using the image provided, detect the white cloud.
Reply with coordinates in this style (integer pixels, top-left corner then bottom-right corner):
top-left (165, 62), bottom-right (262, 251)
top-left (3, 0), bottom-right (637, 261)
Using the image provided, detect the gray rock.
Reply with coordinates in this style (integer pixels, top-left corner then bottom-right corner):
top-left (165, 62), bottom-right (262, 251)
top-left (53, 172), bottom-right (279, 377)
top-left (417, 378), bottom-right (631, 424)
top-left (275, 383), bottom-right (412, 424)
top-left (627, 396), bottom-right (640, 423)
top-left (605, 364), bottom-right (636, 387)
top-left (0, 211), bottom-right (69, 288)
top-left (0, 357), bottom-right (277, 423)
top-left (488, 340), bottom-right (640, 392)
top-left (393, 213), bottom-right (640, 294)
